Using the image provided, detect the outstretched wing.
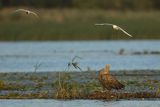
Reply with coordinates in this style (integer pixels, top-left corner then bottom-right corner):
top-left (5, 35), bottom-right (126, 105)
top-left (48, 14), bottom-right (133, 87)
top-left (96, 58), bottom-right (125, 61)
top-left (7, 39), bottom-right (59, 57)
top-left (30, 11), bottom-right (39, 18)
top-left (14, 9), bottom-right (28, 13)
top-left (14, 9), bottom-right (39, 18)
top-left (95, 23), bottom-right (114, 26)
top-left (118, 26), bottom-right (132, 37)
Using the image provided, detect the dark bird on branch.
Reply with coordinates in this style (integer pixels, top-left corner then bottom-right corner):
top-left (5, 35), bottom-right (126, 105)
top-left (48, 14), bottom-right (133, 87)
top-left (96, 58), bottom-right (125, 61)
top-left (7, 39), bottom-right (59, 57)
top-left (98, 64), bottom-right (124, 91)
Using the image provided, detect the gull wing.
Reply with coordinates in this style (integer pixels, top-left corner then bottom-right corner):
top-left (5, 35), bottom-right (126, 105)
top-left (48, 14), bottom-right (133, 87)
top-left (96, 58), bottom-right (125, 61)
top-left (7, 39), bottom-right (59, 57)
top-left (95, 23), bottom-right (105, 26)
top-left (117, 26), bottom-right (132, 37)
top-left (14, 9), bottom-right (39, 18)
top-left (95, 23), bottom-right (132, 37)
top-left (95, 23), bottom-right (114, 26)
top-left (14, 9), bottom-right (28, 13)
top-left (30, 11), bottom-right (39, 18)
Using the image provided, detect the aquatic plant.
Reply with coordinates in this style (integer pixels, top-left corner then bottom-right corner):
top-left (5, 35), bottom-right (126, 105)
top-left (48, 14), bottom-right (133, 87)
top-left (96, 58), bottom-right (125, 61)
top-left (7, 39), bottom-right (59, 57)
top-left (53, 72), bottom-right (101, 99)
top-left (66, 56), bottom-right (82, 71)
top-left (53, 73), bottom-right (77, 99)
top-left (0, 80), bottom-right (5, 89)
top-left (53, 56), bottom-right (84, 99)
top-left (0, 71), bottom-right (160, 99)
top-left (33, 62), bottom-right (42, 72)
top-left (0, 81), bottom-right (26, 91)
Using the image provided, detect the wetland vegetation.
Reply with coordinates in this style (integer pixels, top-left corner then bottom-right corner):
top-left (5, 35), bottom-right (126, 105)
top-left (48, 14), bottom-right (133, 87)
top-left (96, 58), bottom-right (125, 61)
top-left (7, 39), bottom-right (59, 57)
top-left (0, 8), bottom-right (160, 40)
top-left (0, 70), bottom-right (160, 100)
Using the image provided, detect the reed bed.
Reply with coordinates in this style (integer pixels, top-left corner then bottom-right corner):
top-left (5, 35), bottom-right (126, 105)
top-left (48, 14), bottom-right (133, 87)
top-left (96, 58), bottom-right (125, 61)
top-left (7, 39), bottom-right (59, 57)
top-left (0, 8), bottom-right (160, 40)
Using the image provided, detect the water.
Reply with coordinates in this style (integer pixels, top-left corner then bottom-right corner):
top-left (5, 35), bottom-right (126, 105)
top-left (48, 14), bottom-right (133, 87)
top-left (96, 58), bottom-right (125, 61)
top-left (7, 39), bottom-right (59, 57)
top-left (0, 41), bottom-right (160, 106)
top-left (0, 99), bottom-right (159, 107)
top-left (0, 40), bottom-right (160, 72)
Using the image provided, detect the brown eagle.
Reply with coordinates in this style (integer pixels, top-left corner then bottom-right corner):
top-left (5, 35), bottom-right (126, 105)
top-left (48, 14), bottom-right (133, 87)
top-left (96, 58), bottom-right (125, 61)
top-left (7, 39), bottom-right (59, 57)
top-left (98, 64), bottom-right (124, 90)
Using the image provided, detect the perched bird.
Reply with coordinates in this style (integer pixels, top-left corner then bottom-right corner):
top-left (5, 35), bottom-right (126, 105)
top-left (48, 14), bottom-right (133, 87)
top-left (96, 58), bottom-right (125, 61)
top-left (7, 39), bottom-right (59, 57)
top-left (95, 23), bottom-right (132, 37)
top-left (98, 64), bottom-right (124, 91)
top-left (13, 9), bottom-right (39, 18)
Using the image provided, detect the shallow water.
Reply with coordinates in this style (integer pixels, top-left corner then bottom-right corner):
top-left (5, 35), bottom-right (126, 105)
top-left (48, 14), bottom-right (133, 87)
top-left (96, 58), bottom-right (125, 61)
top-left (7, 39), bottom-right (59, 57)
top-left (0, 99), bottom-right (160, 107)
top-left (0, 40), bottom-right (160, 72)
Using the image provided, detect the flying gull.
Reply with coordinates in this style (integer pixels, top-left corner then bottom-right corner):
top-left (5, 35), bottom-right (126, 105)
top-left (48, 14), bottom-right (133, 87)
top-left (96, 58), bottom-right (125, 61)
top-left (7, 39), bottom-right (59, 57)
top-left (95, 23), bottom-right (132, 37)
top-left (14, 9), bottom-right (39, 18)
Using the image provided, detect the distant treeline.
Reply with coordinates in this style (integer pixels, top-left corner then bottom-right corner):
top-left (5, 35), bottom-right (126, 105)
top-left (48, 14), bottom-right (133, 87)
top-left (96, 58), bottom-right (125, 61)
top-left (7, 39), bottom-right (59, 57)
top-left (0, 0), bottom-right (160, 10)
